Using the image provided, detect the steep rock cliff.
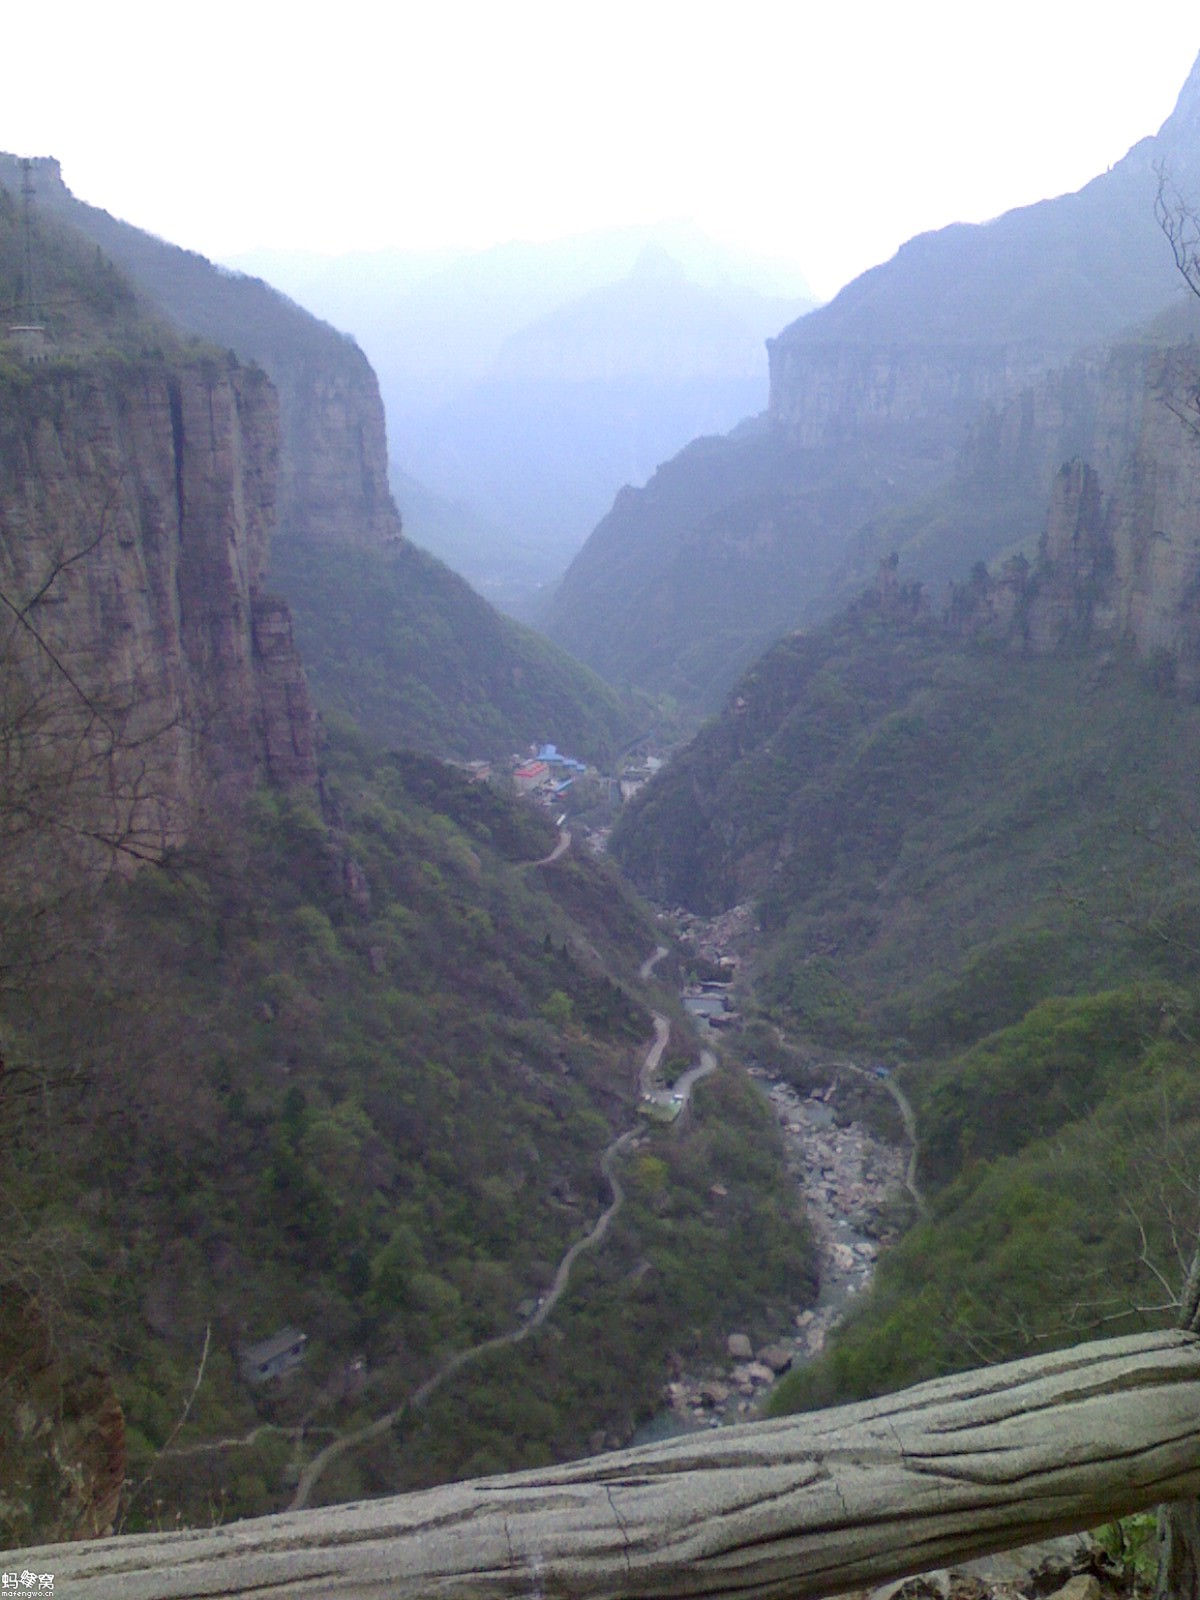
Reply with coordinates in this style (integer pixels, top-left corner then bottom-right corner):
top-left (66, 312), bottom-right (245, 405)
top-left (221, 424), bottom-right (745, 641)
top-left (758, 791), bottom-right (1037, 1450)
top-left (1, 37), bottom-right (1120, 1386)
top-left (544, 52), bottom-right (1200, 709)
top-left (0, 156), bottom-right (635, 761)
top-left (0, 355), bottom-right (317, 853)
top-left (949, 339), bottom-right (1200, 686)
top-left (0, 155), bottom-right (401, 552)
top-left (766, 339), bottom-right (1057, 453)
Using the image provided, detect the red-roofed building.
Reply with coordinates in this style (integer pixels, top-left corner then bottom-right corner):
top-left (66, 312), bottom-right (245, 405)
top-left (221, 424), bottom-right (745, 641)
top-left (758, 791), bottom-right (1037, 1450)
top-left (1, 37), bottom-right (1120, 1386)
top-left (513, 760), bottom-right (550, 794)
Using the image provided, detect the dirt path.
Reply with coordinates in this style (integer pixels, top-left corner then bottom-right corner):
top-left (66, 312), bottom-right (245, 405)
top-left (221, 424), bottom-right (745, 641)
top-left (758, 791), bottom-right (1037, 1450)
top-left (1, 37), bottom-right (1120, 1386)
top-left (638, 1012), bottom-right (670, 1096)
top-left (675, 1047), bottom-right (717, 1101)
top-left (639, 943), bottom-right (668, 981)
top-left (840, 1062), bottom-right (926, 1218)
top-left (522, 827), bottom-right (570, 869)
top-left (288, 997), bottom-right (674, 1512)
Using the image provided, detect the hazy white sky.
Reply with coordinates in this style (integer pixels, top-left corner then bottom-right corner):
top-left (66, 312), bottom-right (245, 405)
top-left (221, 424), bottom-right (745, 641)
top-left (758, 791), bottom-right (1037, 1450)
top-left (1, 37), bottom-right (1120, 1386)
top-left (6, 3), bottom-right (1199, 299)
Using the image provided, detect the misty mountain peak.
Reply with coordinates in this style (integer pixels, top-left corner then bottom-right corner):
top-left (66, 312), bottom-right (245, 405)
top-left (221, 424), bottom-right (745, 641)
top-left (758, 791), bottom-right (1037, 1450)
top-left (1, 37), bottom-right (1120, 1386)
top-left (1159, 48), bottom-right (1200, 165)
top-left (629, 242), bottom-right (688, 283)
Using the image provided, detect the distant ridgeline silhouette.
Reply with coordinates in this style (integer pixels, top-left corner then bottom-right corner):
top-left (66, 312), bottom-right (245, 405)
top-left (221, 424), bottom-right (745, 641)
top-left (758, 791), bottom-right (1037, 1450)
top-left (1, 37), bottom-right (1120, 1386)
top-left (542, 49), bottom-right (1200, 712)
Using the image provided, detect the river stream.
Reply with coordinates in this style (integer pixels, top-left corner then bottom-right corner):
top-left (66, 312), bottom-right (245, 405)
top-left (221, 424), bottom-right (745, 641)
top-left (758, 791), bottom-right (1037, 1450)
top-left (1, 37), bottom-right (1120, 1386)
top-left (631, 1029), bottom-right (907, 1442)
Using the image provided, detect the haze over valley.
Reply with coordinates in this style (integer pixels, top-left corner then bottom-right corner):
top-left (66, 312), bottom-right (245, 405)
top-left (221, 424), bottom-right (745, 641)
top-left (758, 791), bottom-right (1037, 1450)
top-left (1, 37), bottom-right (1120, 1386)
top-left (14, 15), bottom-right (1200, 1596)
top-left (228, 226), bottom-right (814, 612)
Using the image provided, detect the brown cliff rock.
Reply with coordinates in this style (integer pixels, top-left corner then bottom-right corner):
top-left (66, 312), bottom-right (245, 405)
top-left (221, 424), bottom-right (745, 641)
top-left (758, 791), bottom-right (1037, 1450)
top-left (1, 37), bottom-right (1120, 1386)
top-left (0, 156), bottom-right (404, 555)
top-left (0, 1288), bottom-right (126, 1547)
top-left (767, 340), bottom-right (1054, 455)
top-left (942, 336), bottom-right (1200, 695)
top-left (0, 355), bottom-right (317, 857)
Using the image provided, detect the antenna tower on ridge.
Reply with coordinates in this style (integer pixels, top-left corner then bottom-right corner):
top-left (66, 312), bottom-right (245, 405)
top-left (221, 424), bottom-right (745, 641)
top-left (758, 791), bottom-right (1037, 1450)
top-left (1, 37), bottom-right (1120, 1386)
top-left (7, 158), bottom-right (50, 363)
top-left (19, 158), bottom-right (40, 325)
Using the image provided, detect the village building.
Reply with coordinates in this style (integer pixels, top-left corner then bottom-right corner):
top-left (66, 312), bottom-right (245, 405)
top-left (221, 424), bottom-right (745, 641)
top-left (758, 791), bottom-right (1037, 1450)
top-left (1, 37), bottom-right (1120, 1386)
top-left (240, 1326), bottom-right (308, 1385)
top-left (513, 759), bottom-right (550, 793)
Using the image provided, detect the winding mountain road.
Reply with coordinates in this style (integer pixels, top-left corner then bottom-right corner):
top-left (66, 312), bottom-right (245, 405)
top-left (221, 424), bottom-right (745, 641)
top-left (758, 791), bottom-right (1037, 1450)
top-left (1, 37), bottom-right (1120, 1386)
top-left (521, 826), bottom-right (570, 870)
top-left (639, 943), bottom-right (668, 981)
top-left (841, 1061), bottom-right (926, 1218)
top-left (288, 976), bottom-right (700, 1512)
top-left (674, 1047), bottom-right (717, 1102)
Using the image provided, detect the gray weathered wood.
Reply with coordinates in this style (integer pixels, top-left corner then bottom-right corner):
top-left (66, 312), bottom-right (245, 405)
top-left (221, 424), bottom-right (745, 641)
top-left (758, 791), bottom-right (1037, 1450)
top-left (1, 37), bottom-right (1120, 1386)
top-left (13, 1329), bottom-right (1200, 1600)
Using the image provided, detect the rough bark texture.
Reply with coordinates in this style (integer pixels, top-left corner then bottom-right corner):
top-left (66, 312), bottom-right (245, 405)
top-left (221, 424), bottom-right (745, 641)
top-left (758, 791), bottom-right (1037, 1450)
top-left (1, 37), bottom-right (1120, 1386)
top-left (1159, 1499), bottom-right (1200, 1600)
top-left (11, 1330), bottom-right (1200, 1600)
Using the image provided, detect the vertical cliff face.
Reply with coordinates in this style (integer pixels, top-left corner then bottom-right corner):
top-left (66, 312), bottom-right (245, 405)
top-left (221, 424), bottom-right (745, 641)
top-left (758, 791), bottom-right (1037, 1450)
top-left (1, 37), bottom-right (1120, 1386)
top-left (0, 155), bottom-right (403, 552)
top-left (766, 340), bottom-right (1057, 455)
top-left (274, 355), bottom-right (399, 546)
top-left (764, 45), bottom-right (1194, 447)
top-left (948, 342), bottom-right (1200, 687)
top-left (1029, 369), bottom-right (1200, 680)
top-left (0, 355), bottom-right (317, 853)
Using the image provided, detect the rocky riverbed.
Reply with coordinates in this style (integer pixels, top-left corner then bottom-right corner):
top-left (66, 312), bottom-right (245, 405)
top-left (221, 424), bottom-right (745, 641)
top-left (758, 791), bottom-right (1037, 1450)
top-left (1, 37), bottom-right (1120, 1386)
top-left (657, 1067), bottom-right (907, 1429)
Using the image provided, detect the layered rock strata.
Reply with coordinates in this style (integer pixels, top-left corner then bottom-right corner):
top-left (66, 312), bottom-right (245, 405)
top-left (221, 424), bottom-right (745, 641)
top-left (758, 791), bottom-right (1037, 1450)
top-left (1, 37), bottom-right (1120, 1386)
top-left (0, 355), bottom-right (317, 857)
top-left (950, 345), bottom-right (1200, 687)
top-left (0, 155), bottom-right (402, 552)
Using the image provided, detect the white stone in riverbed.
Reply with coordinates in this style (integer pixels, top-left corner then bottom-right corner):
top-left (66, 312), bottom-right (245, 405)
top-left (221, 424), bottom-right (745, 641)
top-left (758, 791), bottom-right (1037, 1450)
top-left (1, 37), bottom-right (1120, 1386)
top-left (727, 1332), bottom-right (753, 1360)
top-left (757, 1344), bottom-right (794, 1374)
top-left (699, 1381), bottom-right (731, 1407)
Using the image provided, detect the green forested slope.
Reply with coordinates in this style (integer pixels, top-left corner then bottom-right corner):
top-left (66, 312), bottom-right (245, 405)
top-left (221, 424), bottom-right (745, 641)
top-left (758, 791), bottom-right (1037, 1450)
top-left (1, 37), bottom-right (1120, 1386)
top-left (769, 984), bottom-right (1200, 1412)
top-left (614, 602), bottom-right (1200, 1416)
top-left (0, 725), bottom-right (810, 1542)
top-left (272, 533), bottom-right (635, 763)
top-left (613, 607), bottom-right (1200, 1052)
top-left (0, 192), bottom-right (804, 1540)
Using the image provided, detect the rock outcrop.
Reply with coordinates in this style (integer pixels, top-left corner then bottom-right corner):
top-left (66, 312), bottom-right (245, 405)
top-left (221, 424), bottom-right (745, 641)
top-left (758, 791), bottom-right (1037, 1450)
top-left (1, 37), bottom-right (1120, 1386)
top-left (949, 341), bottom-right (1200, 687)
top-left (0, 354), bottom-right (317, 854)
top-left (542, 52), bottom-right (1200, 710)
top-left (0, 155), bottom-right (402, 553)
top-left (0, 155), bottom-right (634, 764)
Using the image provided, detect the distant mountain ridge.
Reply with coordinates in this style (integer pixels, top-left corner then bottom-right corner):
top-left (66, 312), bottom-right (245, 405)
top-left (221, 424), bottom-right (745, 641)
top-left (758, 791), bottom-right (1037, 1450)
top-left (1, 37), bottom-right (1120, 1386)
top-left (229, 222), bottom-right (814, 416)
top-left (542, 50), bottom-right (1200, 709)
top-left (230, 227), bottom-right (814, 608)
top-left (402, 253), bottom-right (811, 600)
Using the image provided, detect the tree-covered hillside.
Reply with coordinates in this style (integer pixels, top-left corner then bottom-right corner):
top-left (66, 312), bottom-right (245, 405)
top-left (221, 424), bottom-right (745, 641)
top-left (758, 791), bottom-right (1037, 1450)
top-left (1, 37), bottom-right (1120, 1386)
top-left (0, 175), bottom-right (808, 1547)
top-left (614, 593), bottom-right (1200, 1420)
top-left (768, 982), bottom-right (1200, 1414)
top-left (613, 605), bottom-right (1200, 1052)
top-left (272, 533), bottom-right (635, 764)
top-left (1, 723), bottom-right (811, 1543)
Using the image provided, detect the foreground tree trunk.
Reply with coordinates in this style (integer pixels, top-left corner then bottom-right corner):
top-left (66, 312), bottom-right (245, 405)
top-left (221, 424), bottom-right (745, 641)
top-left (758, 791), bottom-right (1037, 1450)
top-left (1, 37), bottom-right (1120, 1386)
top-left (1159, 1498), bottom-right (1200, 1600)
top-left (13, 1330), bottom-right (1200, 1600)
top-left (1156, 1248), bottom-right (1200, 1600)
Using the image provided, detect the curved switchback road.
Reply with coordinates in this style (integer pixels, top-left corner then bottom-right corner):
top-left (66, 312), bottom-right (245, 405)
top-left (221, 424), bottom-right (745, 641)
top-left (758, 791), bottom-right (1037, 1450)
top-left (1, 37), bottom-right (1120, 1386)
top-left (840, 1061), bottom-right (926, 1218)
top-left (288, 976), bottom-right (706, 1512)
top-left (521, 827), bottom-right (570, 870)
top-left (638, 1012), bottom-right (671, 1098)
top-left (769, 1021), bottom-right (925, 1220)
top-left (639, 944), bottom-right (668, 981)
top-left (674, 1047), bottom-right (717, 1103)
